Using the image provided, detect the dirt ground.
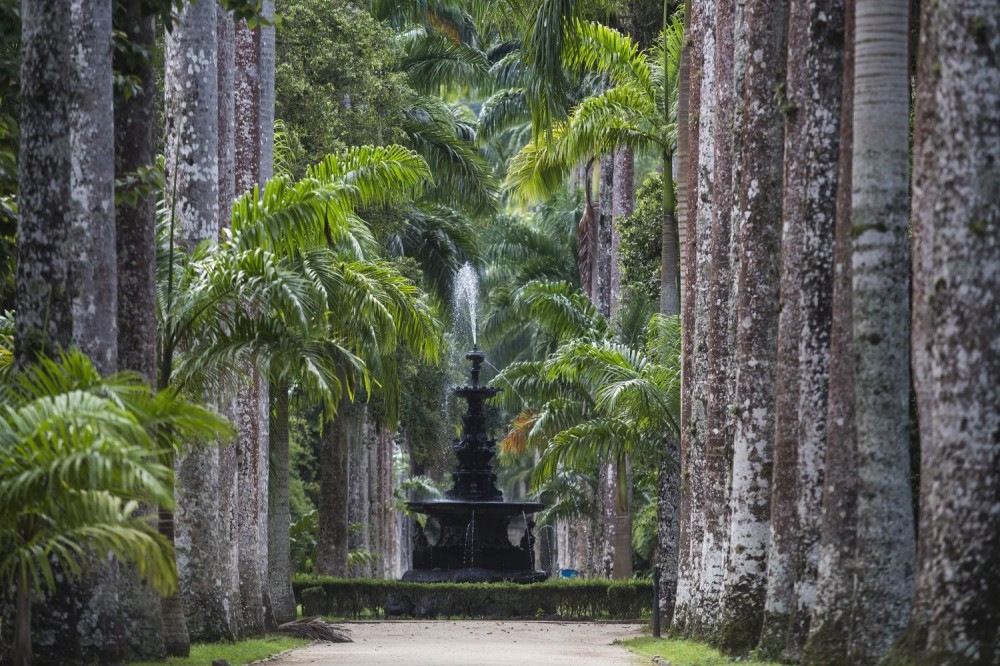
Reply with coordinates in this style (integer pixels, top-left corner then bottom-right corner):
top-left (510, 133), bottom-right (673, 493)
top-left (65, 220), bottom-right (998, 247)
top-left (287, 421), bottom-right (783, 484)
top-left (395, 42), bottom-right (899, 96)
top-left (266, 620), bottom-right (645, 665)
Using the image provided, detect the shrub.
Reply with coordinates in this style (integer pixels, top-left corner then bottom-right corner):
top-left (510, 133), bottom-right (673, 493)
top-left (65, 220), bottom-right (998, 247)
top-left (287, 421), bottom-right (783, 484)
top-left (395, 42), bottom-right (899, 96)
top-left (292, 575), bottom-right (651, 620)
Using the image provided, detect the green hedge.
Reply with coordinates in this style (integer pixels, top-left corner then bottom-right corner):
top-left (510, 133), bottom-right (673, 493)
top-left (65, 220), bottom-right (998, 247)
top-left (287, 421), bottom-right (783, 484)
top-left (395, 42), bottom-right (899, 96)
top-left (292, 576), bottom-right (651, 620)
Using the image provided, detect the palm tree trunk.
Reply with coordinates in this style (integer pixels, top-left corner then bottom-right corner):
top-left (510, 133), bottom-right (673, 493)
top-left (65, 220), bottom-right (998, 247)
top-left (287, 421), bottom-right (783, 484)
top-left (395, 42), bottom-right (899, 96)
top-left (348, 405), bottom-right (373, 577)
top-left (698, 0), bottom-right (738, 638)
top-left (162, 0), bottom-right (223, 652)
top-left (673, 0), bottom-right (702, 633)
top-left (259, 0), bottom-right (276, 182)
top-left (610, 146), bottom-right (634, 580)
top-left (236, 363), bottom-right (267, 635)
top-left (234, 15), bottom-right (272, 635)
top-left (12, 575), bottom-right (32, 666)
top-left (848, 1), bottom-right (914, 661)
top-left (777, 1), bottom-right (845, 659)
top-left (35, 1), bottom-right (129, 662)
top-left (215, 3), bottom-right (242, 637)
top-left (115, 0), bottom-right (158, 386)
top-left (15, 0), bottom-right (73, 369)
top-left (268, 379), bottom-right (297, 622)
top-left (890, 1), bottom-right (999, 662)
top-left (70, 0), bottom-right (117, 375)
top-left (316, 397), bottom-right (353, 577)
top-left (716, 0), bottom-right (788, 652)
top-left (675, 0), bottom-right (714, 633)
top-left (800, 6), bottom-right (856, 664)
top-left (655, 2), bottom-right (683, 628)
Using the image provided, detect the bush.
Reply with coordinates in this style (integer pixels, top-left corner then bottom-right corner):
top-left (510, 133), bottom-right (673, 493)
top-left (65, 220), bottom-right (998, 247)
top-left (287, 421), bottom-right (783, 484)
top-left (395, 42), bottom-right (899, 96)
top-left (291, 576), bottom-right (652, 620)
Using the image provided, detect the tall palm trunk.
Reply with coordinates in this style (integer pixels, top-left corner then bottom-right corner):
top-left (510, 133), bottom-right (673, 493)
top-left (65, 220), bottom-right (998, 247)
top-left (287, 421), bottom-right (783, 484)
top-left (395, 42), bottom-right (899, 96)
top-left (348, 405), bottom-right (373, 577)
top-left (610, 146), bottom-right (634, 579)
top-left (699, 0), bottom-right (738, 638)
top-left (686, 0), bottom-right (717, 634)
top-left (115, 4), bottom-right (167, 659)
top-left (316, 395), bottom-right (354, 577)
top-left (268, 380), bottom-right (297, 622)
top-left (70, 0), bottom-right (116, 375)
top-left (215, 2), bottom-right (242, 637)
top-left (847, 1), bottom-right (914, 662)
top-left (656, 0), bottom-right (687, 628)
top-left (716, 0), bottom-right (788, 652)
top-left (891, 1), bottom-right (999, 662)
top-left (774, 1), bottom-right (844, 659)
top-left (595, 151), bottom-right (616, 575)
top-left (673, 0), bottom-right (704, 633)
top-left (13, 1), bottom-right (73, 662)
top-left (164, 0), bottom-right (224, 650)
top-left (234, 15), bottom-right (270, 636)
top-left (41, 0), bottom-right (127, 661)
top-left (800, 6), bottom-right (856, 664)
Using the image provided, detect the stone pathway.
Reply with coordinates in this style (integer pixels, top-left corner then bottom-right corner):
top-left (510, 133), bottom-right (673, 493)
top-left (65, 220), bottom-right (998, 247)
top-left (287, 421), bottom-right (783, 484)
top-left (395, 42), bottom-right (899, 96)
top-left (267, 620), bottom-right (645, 665)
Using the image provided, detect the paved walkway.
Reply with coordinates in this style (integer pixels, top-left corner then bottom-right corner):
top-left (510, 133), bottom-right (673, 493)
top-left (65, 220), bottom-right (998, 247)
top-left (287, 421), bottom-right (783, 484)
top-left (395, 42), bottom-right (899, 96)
top-left (268, 620), bottom-right (644, 666)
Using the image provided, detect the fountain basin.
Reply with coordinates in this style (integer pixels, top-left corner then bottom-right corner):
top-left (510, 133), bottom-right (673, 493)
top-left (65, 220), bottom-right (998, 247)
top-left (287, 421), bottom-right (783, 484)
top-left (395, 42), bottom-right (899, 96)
top-left (404, 499), bottom-right (547, 583)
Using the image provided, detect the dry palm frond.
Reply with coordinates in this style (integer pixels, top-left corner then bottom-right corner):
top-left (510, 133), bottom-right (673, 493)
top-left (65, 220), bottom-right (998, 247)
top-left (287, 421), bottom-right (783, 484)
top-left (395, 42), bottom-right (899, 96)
top-left (277, 617), bottom-right (352, 643)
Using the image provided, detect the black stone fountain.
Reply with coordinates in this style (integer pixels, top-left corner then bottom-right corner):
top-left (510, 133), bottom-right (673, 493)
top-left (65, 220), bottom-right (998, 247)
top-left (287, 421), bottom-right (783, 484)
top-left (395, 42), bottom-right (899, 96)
top-left (402, 347), bottom-right (547, 584)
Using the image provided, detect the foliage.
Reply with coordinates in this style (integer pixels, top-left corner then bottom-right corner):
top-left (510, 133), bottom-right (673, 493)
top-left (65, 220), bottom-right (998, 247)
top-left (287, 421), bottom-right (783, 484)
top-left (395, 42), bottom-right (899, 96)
top-left (293, 575), bottom-right (652, 620)
top-left (128, 635), bottom-right (309, 666)
top-left (160, 145), bottom-right (441, 424)
top-left (618, 172), bottom-right (664, 306)
top-left (504, 13), bottom-right (683, 202)
top-left (275, 0), bottom-right (411, 176)
top-left (0, 349), bottom-right (232, 603)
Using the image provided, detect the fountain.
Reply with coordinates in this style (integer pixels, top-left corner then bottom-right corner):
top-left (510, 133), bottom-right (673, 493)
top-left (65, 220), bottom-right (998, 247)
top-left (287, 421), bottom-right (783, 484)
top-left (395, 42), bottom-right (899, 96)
top-left (403, 347), bottom-right (546, 583)
top-left (403, 265), bottom-right (546, 583)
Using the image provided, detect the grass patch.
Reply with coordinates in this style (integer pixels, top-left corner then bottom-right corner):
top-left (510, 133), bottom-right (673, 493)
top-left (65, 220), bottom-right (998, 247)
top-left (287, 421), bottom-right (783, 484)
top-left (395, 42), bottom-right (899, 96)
top-left (621, 637), bottom-right (783, 665)
top-left (130, 635), bottom-right (309, 666)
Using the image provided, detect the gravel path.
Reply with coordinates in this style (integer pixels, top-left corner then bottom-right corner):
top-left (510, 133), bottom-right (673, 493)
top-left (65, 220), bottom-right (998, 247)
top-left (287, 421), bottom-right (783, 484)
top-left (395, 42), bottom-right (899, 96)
top-left (267, 620), bottom-right (645, 666)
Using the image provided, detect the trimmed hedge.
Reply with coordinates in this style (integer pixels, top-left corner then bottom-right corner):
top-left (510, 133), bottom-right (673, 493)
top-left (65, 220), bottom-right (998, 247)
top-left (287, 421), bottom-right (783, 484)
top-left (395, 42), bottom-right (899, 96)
top-left (292, 576), bottom-right (651, 620)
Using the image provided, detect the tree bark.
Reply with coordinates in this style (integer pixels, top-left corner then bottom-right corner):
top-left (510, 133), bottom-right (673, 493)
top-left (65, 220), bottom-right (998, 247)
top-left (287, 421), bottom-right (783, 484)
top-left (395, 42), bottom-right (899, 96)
top-left (164, 0), bottom-right (228, 648)
top-left (776, 0), bottom-right (844, 660)
top-left (889, 1), bottom-right (999, 662)
top-left (259, 0), bottom-right (275, 182)
top-left (236, 363), bottom-right (267, 635)
top-left (233, 14), bottom-right (271, 634)
top-left (800, 5), bottom-right (856, 663)
top-left (685, 0), bottom-right (717, 634)
top-left (70, 0), bottom-right (117, 375)
top-left (268, 380), bottom-right (297, 623)
top-left (673, 0), bottom-right (704, 633)
top-left (611, 146), bottom-right (634, 580)
top-left (16, 0), bottom-right (73, 369)
top-left (114, 44), bottom-right (160, 663)
top-left (316, 398), bottom-right (353, 577)
top-left (716, 0), bottom-right (787, 653)
top-left (698, 0), bottom-right (737, 639)
top-left (215, 3), bottom-right (242, 638)
top-left (848, 1), bottom-right (915, 662)
top-left (348, 405), bottom-right (373, 577)
top-left (594, 149), bottom-right (616, 575)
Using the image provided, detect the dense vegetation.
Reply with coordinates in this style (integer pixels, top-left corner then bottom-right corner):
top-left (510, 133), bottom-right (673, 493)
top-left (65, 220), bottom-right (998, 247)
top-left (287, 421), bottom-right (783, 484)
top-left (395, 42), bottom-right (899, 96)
top-left (0, 0), bottom-right (996, 665)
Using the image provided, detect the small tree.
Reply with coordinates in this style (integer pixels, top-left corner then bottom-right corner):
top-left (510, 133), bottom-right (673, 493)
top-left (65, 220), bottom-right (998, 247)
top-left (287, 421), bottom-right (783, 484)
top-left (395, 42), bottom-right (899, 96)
top-left (0, 346), bottom-right (230, 666)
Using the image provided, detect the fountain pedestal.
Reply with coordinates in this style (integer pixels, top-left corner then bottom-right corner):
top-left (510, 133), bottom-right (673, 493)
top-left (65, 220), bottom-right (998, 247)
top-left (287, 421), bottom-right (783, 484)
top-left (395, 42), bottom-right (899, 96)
top-left (402, 349), bottom-right (547, 584)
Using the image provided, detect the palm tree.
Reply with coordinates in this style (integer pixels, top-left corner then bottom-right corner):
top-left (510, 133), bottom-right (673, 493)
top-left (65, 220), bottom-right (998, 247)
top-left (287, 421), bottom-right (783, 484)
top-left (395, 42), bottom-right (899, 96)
top-left (503, 14), bottom-right (683, 317)
top-left (157, 143), bottom-right (439, 601)
top-left (493, 281), bottom-right (681, 578)
top-left (0, 347), bottom-right (231, 666)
